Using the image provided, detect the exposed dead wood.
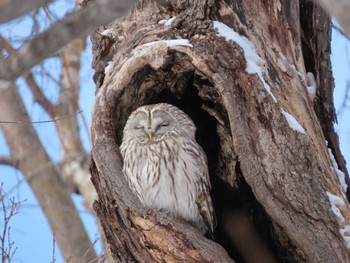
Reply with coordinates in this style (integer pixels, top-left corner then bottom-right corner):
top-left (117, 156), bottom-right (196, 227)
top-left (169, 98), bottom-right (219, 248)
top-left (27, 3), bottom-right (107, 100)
top-left (300, 0), bottom-right (350, 199)
top-left (90, 0), bottom-right (350, 262)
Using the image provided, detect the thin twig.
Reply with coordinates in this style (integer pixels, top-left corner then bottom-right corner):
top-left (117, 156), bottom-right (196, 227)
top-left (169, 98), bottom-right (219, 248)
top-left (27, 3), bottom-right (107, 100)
top-left (0, 0), bottom-right (138, 80)
top-left (51, 233), bottom-right (56, 263)
top-left (3, 151), bottom-right (87, 199)
top-left (23, 72), bottom-right (58, 117)
top-left (0, 110), bottom-right (83, 124)
top-left (0, 36), bottom-right (57, 117)
top-left (80, 237), bottom-right (99, 263)
top-left (0, 157), bottom-right (15, 167)
top-left (0, 185), bottom-right (23, 263)
top-left (80, 237), bottom-right (109, 263)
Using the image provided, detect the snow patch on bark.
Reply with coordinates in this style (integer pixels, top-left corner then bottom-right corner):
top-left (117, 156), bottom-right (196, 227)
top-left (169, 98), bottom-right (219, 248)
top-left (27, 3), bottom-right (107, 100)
top-left (289, 64), bottom-right (303, 79)
top-left (327, 145), bottom-right (348, 193)
top-left (213, 21), bottom-right (277, 102)
top-left (279, 55), bottom-right (304, 79)
top-left (326, 191), bottom-right (350, 247)
top-left (142, 39), bottom-right (193, 48)
top-left (101, 29), bottom-right (112, 36)
top-left (280, 109), bottom-right (306, 134)
top-left (159, 17), bottom-right (176, 27)
top-left (306, 72), bottom-right (316, 100)
top-left (326, 191), bottom-right (346, 222)
top-left (104, 61), bottom-right (113, 74)
top-left (340, 225), bottom-right (350, 247)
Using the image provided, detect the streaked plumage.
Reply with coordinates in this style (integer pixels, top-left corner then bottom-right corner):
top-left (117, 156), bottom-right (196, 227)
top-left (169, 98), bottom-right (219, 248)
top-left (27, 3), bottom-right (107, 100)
top-left (120, 103), bottom-right (216, 235)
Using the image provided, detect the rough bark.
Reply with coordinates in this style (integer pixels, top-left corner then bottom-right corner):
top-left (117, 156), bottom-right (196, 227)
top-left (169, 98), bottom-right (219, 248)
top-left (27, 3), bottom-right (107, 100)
top-left (300, 0), bottom-right (350, 198)
top-left (90, 0), bottom-right (350, 262)
top-left (0, 81), bottom-right (96, 262)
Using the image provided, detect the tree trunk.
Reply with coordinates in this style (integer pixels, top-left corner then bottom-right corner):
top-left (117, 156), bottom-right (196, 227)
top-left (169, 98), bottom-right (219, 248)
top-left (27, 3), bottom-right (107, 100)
top-left (0, 81), bottom-right (96, 262)
top-left (90, 0), bottom-right (350, 262)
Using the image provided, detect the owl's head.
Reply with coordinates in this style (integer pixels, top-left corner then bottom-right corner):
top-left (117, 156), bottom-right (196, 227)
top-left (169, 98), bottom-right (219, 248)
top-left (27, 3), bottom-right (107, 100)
top-left (122, 103), bottom-right (196, 144)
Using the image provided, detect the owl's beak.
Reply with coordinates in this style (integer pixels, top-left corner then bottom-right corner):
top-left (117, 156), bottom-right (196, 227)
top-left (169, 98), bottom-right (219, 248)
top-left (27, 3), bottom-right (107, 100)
top-left (148, 131), bottom-right (153, 141)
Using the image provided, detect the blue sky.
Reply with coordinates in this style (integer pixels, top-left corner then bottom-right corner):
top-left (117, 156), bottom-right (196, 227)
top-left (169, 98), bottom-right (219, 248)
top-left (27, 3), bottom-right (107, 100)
top-left (0, 41), bottom-right (97, 262)
top-left (332, 27), bottom-right (350, 166)
top-left (0, 2), bottom-right (97, 261)
top-left (1, 5), bottom-right (350, 263)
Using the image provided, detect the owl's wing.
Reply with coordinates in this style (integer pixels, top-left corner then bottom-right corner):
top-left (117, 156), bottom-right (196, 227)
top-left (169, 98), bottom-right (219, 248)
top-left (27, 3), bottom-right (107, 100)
top-left (185, 140), bottom-right (217, 236)
top-left (196, 181), bottom-right (217, 237)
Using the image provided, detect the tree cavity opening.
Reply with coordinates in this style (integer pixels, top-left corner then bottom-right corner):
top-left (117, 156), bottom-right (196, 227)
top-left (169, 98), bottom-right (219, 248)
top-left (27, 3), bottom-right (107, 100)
top-left (112, 63), bottom-right (281, 262)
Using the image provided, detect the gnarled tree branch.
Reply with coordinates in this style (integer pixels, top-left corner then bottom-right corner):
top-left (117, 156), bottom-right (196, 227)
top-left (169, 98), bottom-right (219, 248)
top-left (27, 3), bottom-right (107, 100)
top-left (0, 0), bottom-right (52, 23)
top-left (0, 36), bottom-right (57, 116)
top-left (0, 80), bottom-right (96, 261)
top-left (0, 0), bottom-right (138, 81)
top-left (0, 156), bottom-right (14, 167)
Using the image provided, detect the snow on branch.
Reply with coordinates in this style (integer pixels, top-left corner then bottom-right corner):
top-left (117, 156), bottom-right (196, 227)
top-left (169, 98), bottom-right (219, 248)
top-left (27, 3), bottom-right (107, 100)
top-left (306, 72), bottom-right (317, 100)
top-left (0, 0), bottom-right (138, 81)
top-left (213, 21), bottom-right (277, 102)
top-left (326, 191), bottom-right (350, 247)
top-left (142, 39), bottom-right (193, 48)
top-left (327, 145), bottom-right (348, 193)
top-left (158, 16), bottom-right (176, 27)
top-left (327, 191), bottom-right (346, 222)
top-left (280, 109), bottom-right (306, 134)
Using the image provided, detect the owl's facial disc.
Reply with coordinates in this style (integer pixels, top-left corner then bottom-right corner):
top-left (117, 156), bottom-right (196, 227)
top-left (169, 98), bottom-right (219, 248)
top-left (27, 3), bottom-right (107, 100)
top-left (131, 110), bottom-right (175, 143)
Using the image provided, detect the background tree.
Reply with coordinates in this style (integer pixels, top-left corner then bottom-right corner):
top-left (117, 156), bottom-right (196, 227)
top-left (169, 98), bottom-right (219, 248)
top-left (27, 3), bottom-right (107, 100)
top-left (0, 0), bottom-right (130, 261)
top-left (0, 0), bottom-right (350, 262)
top-left (0, 22), bottom-right (98, 263)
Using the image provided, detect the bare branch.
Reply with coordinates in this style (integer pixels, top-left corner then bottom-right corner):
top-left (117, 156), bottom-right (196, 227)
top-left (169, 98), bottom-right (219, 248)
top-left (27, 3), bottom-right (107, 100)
top-left (0, 36), bottom-right (57, 116)
top-left (0, 81), bottom-right (96, 261)
top-left (333, 24), bottom-right (350, 41)
top-left (51, 234), bottom-right (56, 263)
top-left (336, 80), bottom-right (350, 114)
top-left (55, 37), bottom-right (97, 205)
top-left (0, 0), bottom-right (53, 23)
top-left (0, 156), bottom-right (14, 167)
top-left (0, 185), bottom-right (23, 263)
top-left (0, 110), bottom-right (83, 124)
top-left (314, 0), bottom-right (350, 38)
top-left (23, 72), bottom-right (57, 117)
top-left (0, 36), bottom-right (12, 51)
top-left (0, 0), bottom-right (138, 81)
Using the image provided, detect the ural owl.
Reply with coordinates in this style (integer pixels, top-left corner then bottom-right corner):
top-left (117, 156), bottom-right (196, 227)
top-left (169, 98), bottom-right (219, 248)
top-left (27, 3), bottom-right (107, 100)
top-left (120, 103), bottom-right (216, 235)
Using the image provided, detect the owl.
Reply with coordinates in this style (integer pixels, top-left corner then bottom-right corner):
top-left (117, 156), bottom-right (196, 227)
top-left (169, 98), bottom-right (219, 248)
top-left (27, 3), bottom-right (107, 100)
top-left (120, 103), bottom-right (216, 235)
